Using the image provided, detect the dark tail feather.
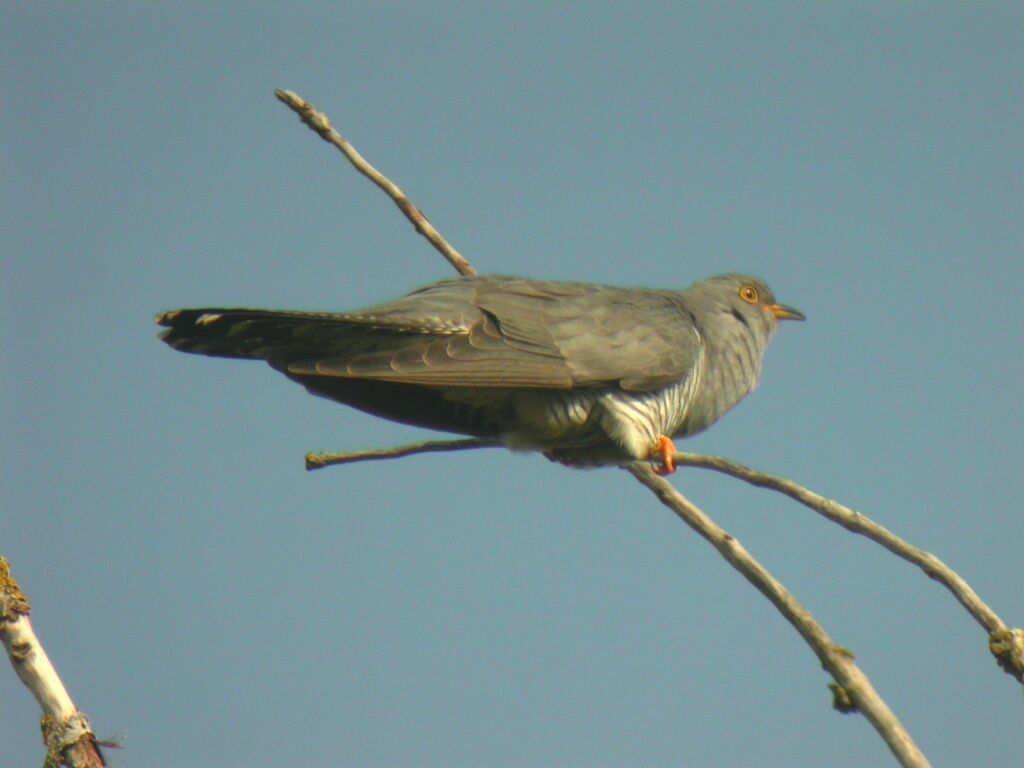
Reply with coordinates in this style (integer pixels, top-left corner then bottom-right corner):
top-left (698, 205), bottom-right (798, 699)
top-left (155, 308), bottom-right (361, 361)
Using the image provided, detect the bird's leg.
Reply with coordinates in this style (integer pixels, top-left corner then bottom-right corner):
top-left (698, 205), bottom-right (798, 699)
top-left (544, 440), bottom-right (677, 473)
top-left (652, 435), bottom-right (677, 475)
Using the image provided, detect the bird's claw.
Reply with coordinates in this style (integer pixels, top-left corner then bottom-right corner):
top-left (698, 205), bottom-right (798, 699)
top-left (652, 435), bottom-right (677, 475)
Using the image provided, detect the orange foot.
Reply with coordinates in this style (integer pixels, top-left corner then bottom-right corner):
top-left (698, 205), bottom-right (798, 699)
top-left (653, 435), bottom-right (677, 475)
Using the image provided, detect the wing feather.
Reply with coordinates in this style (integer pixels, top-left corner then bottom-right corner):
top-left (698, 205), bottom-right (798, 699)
top-left (159, 276), bottom-right (702, 392)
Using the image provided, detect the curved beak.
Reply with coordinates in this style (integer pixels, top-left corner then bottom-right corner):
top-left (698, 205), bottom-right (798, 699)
top-left (768, 303), bottom-right (806, 321)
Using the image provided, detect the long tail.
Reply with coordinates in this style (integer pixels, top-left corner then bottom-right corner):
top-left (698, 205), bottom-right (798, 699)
top-left (155, 308), bottom-right (363, 361)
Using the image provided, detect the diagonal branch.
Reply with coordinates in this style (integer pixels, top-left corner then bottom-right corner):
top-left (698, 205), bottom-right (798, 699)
top-left (627, 466), bottom-right (930, 768)
top-left (307, 436), bottom-right (1023, 685)
top-left (671, 451), bottom-right (1024, 684)
top-left (275, 89), bottom-right (935, 764)
top-left (274, 89), bottom-right (476, 277)
top-left (1, 557), bottom-right (108, 768)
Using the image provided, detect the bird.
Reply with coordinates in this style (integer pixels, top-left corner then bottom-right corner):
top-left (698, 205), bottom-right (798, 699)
top-left (156, 273), bottom-right (804, 473)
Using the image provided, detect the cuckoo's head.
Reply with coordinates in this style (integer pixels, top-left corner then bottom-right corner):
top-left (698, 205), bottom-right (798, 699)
top-left (689, 274), bottom-right (805, 344)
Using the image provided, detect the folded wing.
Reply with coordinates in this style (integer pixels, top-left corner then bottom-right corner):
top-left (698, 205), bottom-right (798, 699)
top-left (157, 276), bottom-right (701, 393)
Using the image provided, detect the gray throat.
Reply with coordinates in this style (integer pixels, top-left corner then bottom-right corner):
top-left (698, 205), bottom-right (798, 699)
top-left (679, 311), bottom-right (770, 437)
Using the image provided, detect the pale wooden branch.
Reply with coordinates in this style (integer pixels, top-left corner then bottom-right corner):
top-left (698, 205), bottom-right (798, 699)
top-left (275, 89), bottom-right (930, 763)
top-left (1, 557), bottom-right (107, 768)
top-left (308, 437), bottom-right (1024, 685)
top-left (274, 88), bottom-right (476, 277)
top-left (306, 437), bottom-right (499, 470)
top-left (670, 451), bottom-right (1024, 685)
top-left (627, 465), bottom-right (930, 768)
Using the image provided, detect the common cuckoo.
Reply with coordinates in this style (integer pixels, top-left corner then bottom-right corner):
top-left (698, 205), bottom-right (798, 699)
top-left (157, 273), bottom-right (804, 473)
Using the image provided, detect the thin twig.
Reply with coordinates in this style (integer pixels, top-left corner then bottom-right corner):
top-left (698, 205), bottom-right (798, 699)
top-left (627, 465), bottom-right (930, 768)
top-left (1, 558), bottom-right (107, 768)
top-left (274, 89), bottom-right (476, 277)
top-left (671, 451), bottom-right (1024, 684)
top-left (306, 437), bottom-right (499, 470)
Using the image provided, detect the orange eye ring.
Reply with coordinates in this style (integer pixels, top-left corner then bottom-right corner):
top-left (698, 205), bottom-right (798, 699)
top-left (739, 285), bottom-right (759, 304)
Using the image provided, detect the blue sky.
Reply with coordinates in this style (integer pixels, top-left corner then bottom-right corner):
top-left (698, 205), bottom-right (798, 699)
top-left (2, 3), bottom-right (1021, 766)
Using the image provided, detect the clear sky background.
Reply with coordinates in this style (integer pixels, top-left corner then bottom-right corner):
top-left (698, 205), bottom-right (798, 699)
top-left (2, 4), bottom-right (1021, 767)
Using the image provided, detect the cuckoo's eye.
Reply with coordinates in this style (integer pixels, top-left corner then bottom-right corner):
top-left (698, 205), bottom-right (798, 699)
top-left (739, 285), bottom-right (759, 304)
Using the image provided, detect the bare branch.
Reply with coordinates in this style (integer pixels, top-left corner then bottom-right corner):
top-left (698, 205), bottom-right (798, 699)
top-left (671, 451), bottom-right (1024, 684)
top-left (1, 557), bottom-right (107, 768)
top-left (306, 437), bottom-right (499, 470)
top-left (275, 90), bottom-right (935, 762)
top-left (303, 433), bottom-right (1024, 685)
top-left (627, 465), bottom-right (931, 768)
top-left (274, 89), bottom-right (477, 277)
